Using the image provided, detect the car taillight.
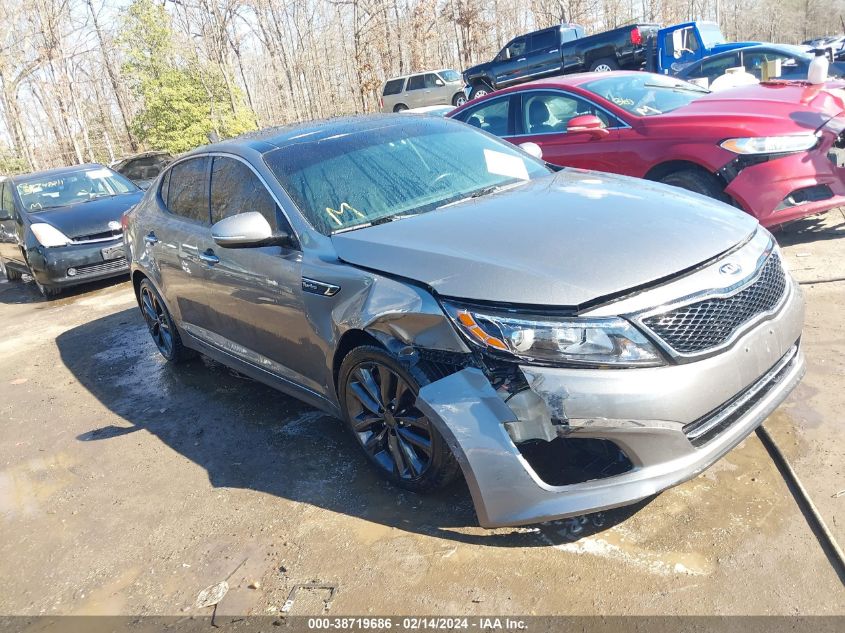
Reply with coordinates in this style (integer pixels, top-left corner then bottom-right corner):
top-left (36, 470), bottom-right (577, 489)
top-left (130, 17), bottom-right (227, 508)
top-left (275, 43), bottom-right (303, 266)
top-left (121, 210), bottom-right (130, 231)
top-left (630, 27), bottom-right (642, 46)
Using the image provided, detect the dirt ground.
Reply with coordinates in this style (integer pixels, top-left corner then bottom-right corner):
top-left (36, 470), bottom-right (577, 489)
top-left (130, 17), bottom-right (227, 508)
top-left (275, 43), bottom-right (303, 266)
top-left (0, 213), bottom-right (844, 618)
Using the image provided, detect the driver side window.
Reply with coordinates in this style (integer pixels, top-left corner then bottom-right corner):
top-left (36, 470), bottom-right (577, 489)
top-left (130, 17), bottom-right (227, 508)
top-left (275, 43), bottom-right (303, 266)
top-left (505, 38), bottom-right (526, 60)
top-left (210, 156), bottom-right (284, 231)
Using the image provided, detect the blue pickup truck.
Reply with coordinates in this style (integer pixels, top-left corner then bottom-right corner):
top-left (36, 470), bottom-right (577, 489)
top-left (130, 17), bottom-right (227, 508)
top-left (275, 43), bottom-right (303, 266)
top-left (650, 21), bottom-right (760, 74)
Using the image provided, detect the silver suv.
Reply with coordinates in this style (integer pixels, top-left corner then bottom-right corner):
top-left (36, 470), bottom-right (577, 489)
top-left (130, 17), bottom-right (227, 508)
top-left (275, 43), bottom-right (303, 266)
top-left (380, 69), bottom-right (467, 112)
top-left (125, 115), bottom-right (804, 528)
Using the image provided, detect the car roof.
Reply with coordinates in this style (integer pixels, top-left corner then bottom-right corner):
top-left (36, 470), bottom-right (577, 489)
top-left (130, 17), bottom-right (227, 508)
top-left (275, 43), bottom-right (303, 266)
top-left (10, 163), bottom-right (109, 184)
top-left (495, 70), bottom-right (644, 90)
top-left (384, 69), bottom-right (455, 82)
top-left (185, 114), bottom-right (463, 157)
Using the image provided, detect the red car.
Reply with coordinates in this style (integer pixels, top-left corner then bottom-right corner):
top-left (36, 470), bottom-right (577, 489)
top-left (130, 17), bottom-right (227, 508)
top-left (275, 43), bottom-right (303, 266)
top-left (448, 71), bottom-right (845, 227)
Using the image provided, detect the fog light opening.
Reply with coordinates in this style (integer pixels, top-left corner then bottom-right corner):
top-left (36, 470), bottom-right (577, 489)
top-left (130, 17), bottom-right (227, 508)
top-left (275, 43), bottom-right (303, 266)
top-left (517, 437), bottom-right (633, 486)
top-left (67, 267), bottom-right (78, 277)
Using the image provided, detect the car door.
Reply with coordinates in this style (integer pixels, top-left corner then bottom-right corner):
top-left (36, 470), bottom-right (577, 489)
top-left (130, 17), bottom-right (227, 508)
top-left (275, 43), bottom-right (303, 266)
top-left (202, 155), bottom-right (322, 394)
top-left (404, 74), bottom-right (426, 108)
top-left (152, 156), bottom-right (217, 331)
top-left (495, 37), bottom-right (528, 86)
top-left (507, 90), bottom-right (622, 172)
top-left (425, 73), bottom-right (450, 105)
top-left (524, 28), bottom-right (562, 79)
top-left (0, 181), bottom-right (24, 266)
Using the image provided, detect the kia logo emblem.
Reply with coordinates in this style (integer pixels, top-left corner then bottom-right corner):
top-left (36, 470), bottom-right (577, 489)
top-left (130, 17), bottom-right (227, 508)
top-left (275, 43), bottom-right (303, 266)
top-left (719, 262), bottom-right (742, 276)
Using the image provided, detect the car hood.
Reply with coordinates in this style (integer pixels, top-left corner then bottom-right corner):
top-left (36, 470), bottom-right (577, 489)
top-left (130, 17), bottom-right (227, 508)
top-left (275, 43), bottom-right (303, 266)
top-left (331, 170), bottom-right (758, 308)
top-left (660, 81), bottom-right (845, 132)
top-left (27, 191), bottom-right (143, 240)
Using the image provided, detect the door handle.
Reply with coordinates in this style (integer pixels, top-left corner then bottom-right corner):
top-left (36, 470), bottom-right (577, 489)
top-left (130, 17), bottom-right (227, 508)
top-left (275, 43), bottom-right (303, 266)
top-left (199, 250), bottom-right (219, 265)
top-left (144, 232), bottom-right (158, 245)
top-left (548, 49), bottom-right (557, 53)
top-left (517, 57), bottom-right (526, 62)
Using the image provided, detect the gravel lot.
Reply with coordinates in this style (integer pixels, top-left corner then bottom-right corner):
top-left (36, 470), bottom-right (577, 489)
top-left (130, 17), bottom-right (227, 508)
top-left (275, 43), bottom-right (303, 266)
top-left (0, 212), bottom-right (843, 617)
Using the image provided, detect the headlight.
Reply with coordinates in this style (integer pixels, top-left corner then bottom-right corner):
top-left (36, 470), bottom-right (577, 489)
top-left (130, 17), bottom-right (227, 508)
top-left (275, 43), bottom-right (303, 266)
top-left (720, 134), bottom-right (818, 155)
top-left (443, 302), bottom-right (663, 367)
top-left (30, 223), bottom-right (71, 247)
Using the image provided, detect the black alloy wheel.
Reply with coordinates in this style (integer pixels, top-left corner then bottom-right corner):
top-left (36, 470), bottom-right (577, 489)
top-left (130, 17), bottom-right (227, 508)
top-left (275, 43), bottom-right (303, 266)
top-left (339, 346), bottom-right (459, 493)
top-left (138, 278), bottom-right (194, 362)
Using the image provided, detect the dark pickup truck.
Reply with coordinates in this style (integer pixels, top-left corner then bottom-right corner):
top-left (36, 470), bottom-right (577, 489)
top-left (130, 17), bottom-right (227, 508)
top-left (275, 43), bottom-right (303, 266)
top-left (464, 23), bottom-right (659, 99)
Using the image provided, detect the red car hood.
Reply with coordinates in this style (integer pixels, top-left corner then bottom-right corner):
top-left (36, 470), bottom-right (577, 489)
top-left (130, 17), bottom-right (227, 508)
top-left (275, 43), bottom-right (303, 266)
top-left (655, 81), bottom-right (845, 133)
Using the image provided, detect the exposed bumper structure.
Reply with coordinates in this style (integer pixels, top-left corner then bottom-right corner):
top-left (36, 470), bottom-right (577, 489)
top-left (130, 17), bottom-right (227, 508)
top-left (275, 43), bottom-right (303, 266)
top-left (27, 239), bottom-right (128, 288)
top-left (724, 120), bottom-right (845, 227)
top-left (417, 264), bottom-right (805, 528)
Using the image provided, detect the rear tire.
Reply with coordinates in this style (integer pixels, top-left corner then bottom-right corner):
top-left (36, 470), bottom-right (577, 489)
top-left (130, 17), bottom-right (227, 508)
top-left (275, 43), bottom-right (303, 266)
top-left (338, 345), bottom-right (460, 494)
top-left (393, 103), bottom-right (408, 112)
top-left (659, 169), bottom-right (727, 203)
top-left (469, 83), bottom-right (493, 100)
top-left (590, 58), bottom-right (619, 72)
top-left (138, 278), bottom-right (195, 363)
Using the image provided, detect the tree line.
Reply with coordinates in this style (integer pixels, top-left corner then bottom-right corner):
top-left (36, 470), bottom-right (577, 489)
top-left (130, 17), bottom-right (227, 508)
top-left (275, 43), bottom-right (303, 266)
top-left (0, 0), bottom-right (842, 173)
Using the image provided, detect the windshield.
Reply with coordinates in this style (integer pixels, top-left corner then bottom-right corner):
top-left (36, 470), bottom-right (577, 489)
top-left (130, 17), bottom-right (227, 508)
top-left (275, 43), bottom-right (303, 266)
top-left (582, 74), bottom-right (708, 117)
top-left (439, 69), bottom-right (461, 82)
top-left (697, 22), bottom-right (725, 48)
top-left (17, 167), bottom-right (138, 212)
top-left (264, 121), bottom-right (549, 235)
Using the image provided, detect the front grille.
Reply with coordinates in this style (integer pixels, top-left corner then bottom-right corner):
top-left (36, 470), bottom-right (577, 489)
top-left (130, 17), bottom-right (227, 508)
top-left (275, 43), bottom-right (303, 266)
top-left (643, 253), bottom-right (787, 354)
top-left (71, 257), bottom-right (128, 277)
top-left (683, 343), bottom-right (799, 447)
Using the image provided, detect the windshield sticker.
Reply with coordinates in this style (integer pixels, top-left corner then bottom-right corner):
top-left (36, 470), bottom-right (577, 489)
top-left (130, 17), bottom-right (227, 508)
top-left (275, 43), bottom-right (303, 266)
top-left (612, 97), bottom-right (634, 106)
top-left (483, 149), bottom-right (529, 181)
top-left (85, 168), bottom-right (113, 179)
top-left (326, 202), bottom-right (366, 226)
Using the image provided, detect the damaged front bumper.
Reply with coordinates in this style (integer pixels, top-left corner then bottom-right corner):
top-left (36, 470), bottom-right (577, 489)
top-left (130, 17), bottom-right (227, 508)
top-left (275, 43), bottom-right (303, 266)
top-left (416, 265), bottom-right (805, 528)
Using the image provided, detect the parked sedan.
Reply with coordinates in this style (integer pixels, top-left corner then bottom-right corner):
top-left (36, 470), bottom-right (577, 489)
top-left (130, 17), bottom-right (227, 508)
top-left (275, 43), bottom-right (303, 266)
top-left (0, 164), bottom-right (142, 297)
top-left (125, 115), bottom-right (804, 528)
top-left (449, 71), bottom-right (845, 227)
top-left (110, 151), bottom-right (174, 189)
top-left (674, 44), bottom-right (845, 84)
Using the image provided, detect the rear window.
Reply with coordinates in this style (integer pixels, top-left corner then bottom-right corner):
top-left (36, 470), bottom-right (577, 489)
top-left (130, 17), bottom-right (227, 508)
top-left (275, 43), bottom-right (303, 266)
top-left (382, 78), bottom-right (405, 96)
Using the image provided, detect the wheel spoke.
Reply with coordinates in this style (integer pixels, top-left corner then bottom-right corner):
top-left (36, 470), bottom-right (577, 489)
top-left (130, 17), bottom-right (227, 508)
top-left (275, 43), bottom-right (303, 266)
top-left (363, 428), bottom-right (387, 454)
top-left (397, 427), bottom-right (432, 456)
top-left (351, 410), bottom-right (382, 433)
top-left (350, 382), bottom-right (381, 415)
top-left (355, 367), bottom-right (382, 409)
top-left (396, 435), bottom-right (423, 477)
top-left (394, 380), bottom-right (410, 411)
top-left (379, 369), bottom-right (396, 409)
top-left (396, 410), bottom-right (428, 430)
top-left (141, 293), bottom-right (157, 324)
top-left (387, 431), bottom-right (407, 476)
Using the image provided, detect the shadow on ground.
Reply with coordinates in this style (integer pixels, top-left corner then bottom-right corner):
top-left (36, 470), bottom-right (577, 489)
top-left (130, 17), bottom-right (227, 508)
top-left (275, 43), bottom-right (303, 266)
top-left (55, 308), bottom-right (649, 547)
top-left (775, 209), bottom-right (845, 247)
top-left (0, 274), bottom-right (129, 305)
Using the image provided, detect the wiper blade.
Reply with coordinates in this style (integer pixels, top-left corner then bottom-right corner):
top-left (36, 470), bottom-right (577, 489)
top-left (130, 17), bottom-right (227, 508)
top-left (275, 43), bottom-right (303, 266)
top-left (644, 82), bottom-right (709, 93)
top-left (436, 183), bottom-right (514, 210)
top-left (332, 213), bottom-right (414, 234)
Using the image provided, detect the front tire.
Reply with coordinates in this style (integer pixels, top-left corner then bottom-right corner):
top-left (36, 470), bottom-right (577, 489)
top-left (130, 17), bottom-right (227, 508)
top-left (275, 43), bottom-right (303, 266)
top-left (138, 278), bottom-right (194, 363)
top-left (590, 58), bottom-right (619, 72)
top-left (393, 103), bottom-right (408, 112)
top-left (338, 345), bottom-right (460, 493)
top-left (659, 169), bottom-right (727, 202)
top-left (1, 258), bottom-right (22, 281)
top-left (452, 92), bottom-right (467, 107)
top-left (35, 280), bottom-right (61, 299)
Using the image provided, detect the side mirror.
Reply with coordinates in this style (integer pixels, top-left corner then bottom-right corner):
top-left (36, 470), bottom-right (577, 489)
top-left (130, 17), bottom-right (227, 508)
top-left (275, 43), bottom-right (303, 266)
top-left (567, 115), bottom-right (610, 138)
top-left (435, 78), bottom-right (445, 87)
top-left (518, 142), bottom-right (543, 159)
top-left (212, 211), bottom-right (293, 249)
top-left (0, 209), bottom-right (11, 221)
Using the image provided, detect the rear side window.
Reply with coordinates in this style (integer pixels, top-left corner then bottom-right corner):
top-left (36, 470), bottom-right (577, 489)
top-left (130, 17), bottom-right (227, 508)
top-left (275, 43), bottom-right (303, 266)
top-left (530, 29), bottom-right (558, 52)
top-left (166, 157), bottom-right (210, 223)
top-left (407, 75), bottom-right (425, 90)
top-left (455, 97), bottom-right (511, 137)
top-left (383, 78), bottom-right (405, 96)
top-left (210, 156), bottom-right (280, 229)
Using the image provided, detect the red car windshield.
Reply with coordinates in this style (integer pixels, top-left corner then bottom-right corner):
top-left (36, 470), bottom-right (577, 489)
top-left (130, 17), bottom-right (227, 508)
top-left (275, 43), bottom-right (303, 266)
top-left (582, 74), bottom-right (709, 117)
